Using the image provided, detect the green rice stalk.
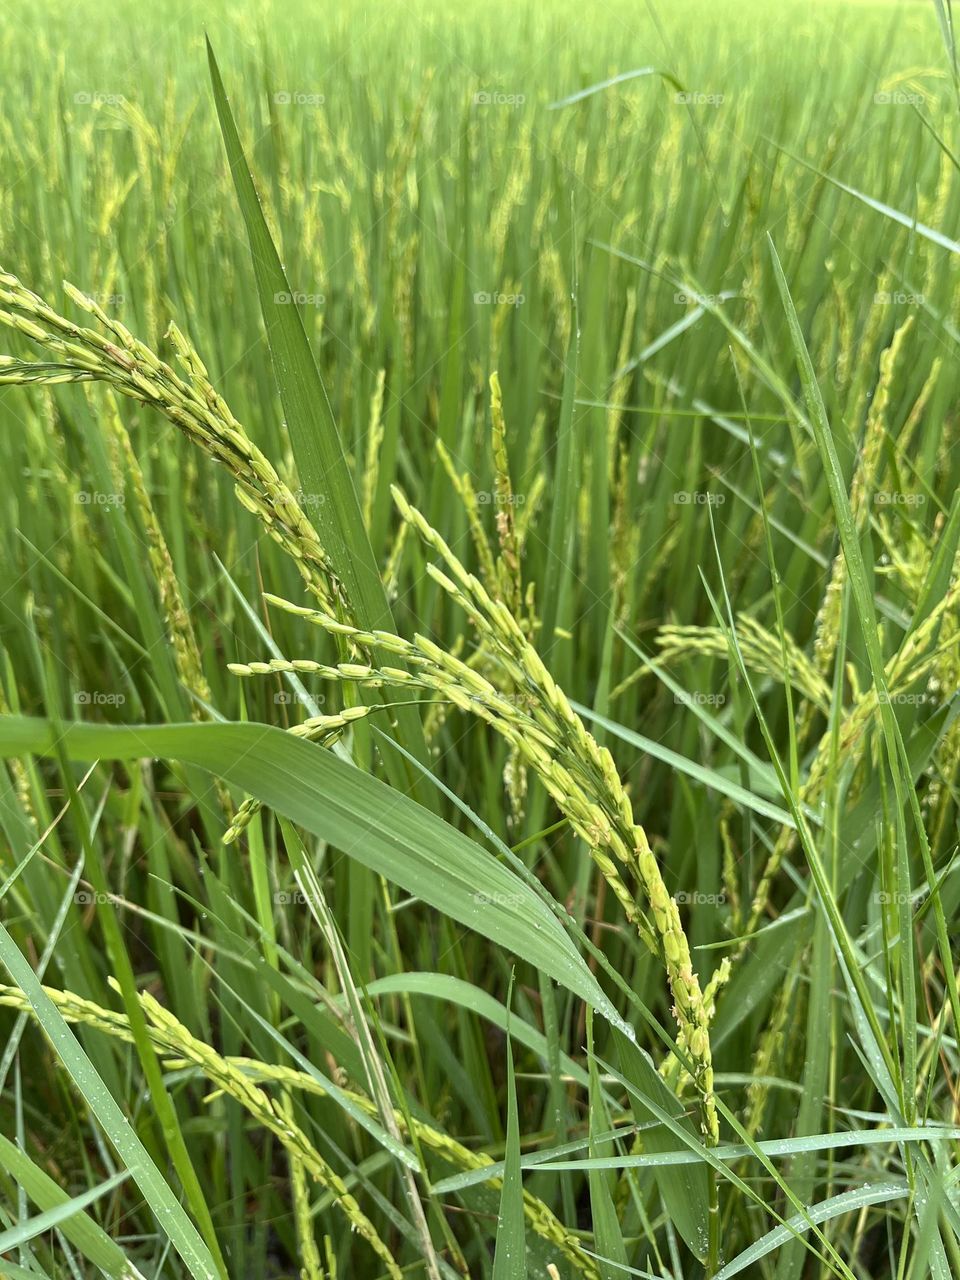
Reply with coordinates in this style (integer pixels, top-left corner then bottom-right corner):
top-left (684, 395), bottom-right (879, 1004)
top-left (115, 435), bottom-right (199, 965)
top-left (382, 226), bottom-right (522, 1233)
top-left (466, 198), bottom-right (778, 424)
top-left (435, 440), bottom-right (499, 592)
top-left (0, 982), bottom-right (598, 1279)
top-left (811, 318), bottom-right (914, 682)
top-left (743, 566), bottom-right (960, 940)
top-left (744, 962), bottom-right (802, 1138)
top-left (488, 372), bottom-right (522, 618)
top-left (283, 1091), bottom-right (325, 1280)
top-left (0, 269), bottom-right (341, 617)
top-left (99, 390), bottom-right (215, 720)
top-left (606, 289), bottom-right (638, 478)
top-left (0, 982), bottom-right (402, 1279)
top-left (235, 483), bottom-right (721, 1145)
top-left (361, 369), bottom-right (386, 533)
top-left (652, 613), bottom-right (831, 713)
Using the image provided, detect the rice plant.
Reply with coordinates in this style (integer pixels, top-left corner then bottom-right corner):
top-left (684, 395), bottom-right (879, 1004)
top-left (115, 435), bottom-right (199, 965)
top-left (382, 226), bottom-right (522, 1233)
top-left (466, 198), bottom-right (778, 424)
top-left (0, 1), bottom-right (958, 1277)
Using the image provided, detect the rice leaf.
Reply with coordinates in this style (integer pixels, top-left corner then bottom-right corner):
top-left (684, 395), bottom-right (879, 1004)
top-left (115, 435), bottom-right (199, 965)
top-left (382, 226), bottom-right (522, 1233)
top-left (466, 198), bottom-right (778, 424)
top-left (0, 716), bottom-right (629, 1036)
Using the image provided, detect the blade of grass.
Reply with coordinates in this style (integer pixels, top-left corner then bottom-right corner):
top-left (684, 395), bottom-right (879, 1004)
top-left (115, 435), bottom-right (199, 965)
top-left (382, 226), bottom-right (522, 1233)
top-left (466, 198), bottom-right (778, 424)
top-left (0, 1136), bottom-right (142, 1280)
top-left (205, 39), bottom-right (431, 799)
top-left (547, 66), bottom-right (682, 109)
top-left (0, 1169), bottom-right (129, 1254)
top-left (0, 715), bottom-right (630, 1036)
top-left (771, 145), bottom-right (960, 254)
top-left (714, 1183), bottom-right (909, 1280)
top-left (492, 974), bottom-right (526, 1280)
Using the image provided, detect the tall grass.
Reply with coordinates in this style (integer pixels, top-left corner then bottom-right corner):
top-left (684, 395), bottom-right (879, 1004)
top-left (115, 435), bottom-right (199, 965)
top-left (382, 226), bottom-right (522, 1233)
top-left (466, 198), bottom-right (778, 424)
top-left (0, 0), bottom-right (958, 1277)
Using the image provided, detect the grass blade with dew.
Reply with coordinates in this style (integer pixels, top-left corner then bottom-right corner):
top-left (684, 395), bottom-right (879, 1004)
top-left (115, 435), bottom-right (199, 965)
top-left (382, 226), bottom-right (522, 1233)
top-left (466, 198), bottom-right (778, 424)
top-left (0, 1169), bottom-right (130, 1255)
top-left (713, 1183), bottom-right (910, 1280)
top-left (615, 1032), bottom-right (710, 1264)
top-left (0, 1136), bottom-right (143, 1280)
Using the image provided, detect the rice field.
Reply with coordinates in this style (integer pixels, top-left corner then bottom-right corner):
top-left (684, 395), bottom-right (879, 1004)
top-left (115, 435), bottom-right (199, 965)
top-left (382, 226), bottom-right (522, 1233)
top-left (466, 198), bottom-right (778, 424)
top-left (0, 0), bottom-right (959, 1275)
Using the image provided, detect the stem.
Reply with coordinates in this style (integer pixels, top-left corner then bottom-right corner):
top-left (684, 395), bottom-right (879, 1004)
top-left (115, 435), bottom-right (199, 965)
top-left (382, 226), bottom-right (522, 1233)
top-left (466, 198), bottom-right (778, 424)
top-left (707, 1165), bottom-right (720, 1277)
